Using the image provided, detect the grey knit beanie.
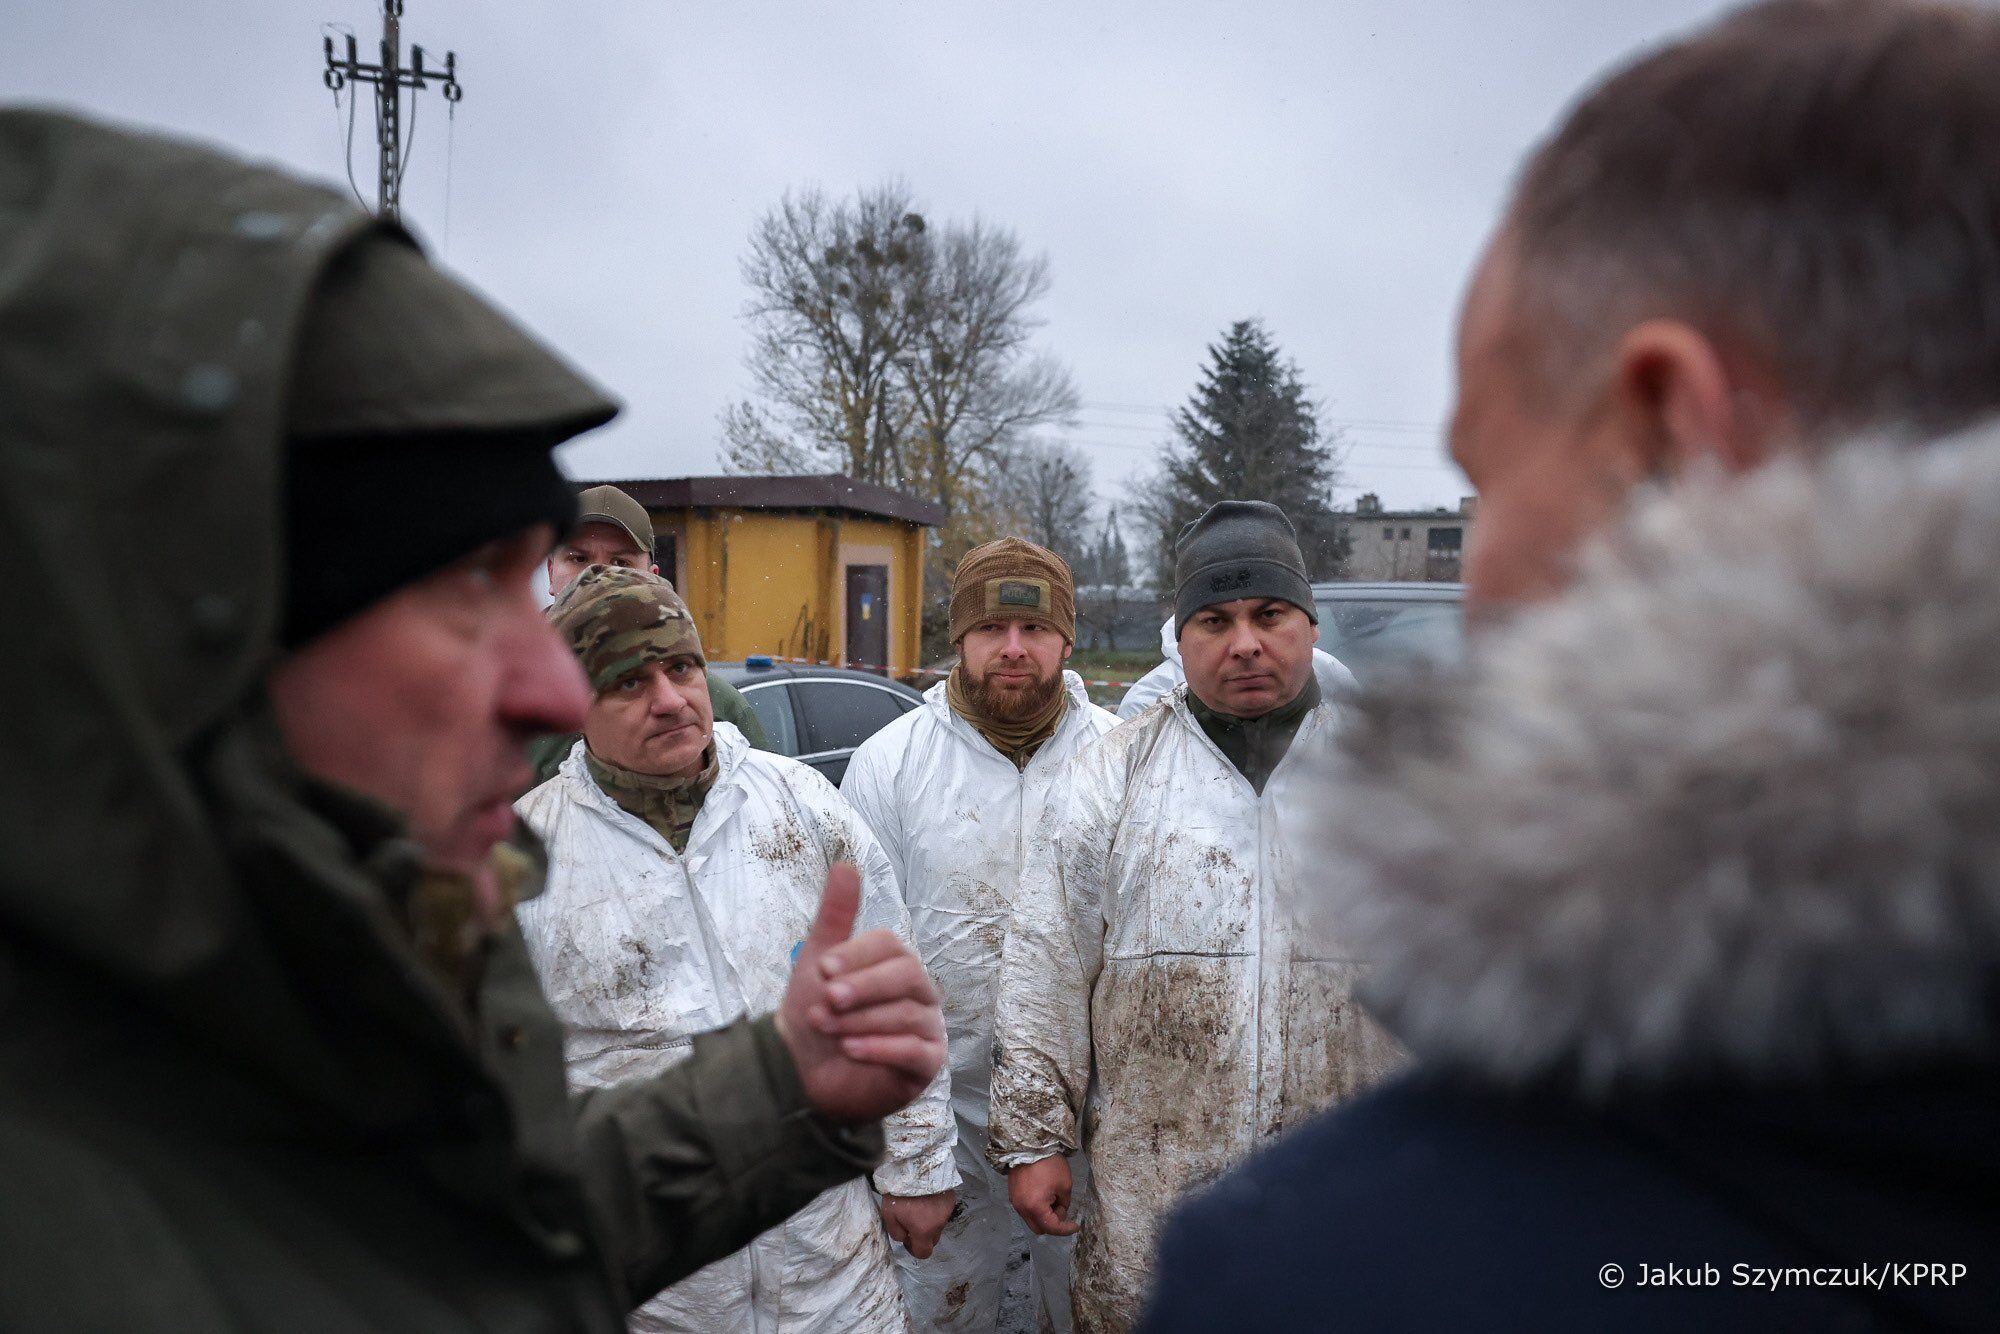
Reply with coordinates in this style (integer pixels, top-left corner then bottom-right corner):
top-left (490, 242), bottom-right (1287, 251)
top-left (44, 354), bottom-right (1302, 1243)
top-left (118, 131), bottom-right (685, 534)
top-left (1173, 500), bottom-right (1318, 635)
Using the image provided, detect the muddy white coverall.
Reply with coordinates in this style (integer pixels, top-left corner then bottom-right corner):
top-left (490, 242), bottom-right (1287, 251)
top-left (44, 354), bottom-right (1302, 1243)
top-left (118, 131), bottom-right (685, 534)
top-left (841, 673), bottom-right (1118, 1331)
top-left (1116, 617), bottom-right (1357, 720)
top-left (517, 726), bottom-right (959, 1332)
top-left (987, 687), bottom-right (1401, 1332)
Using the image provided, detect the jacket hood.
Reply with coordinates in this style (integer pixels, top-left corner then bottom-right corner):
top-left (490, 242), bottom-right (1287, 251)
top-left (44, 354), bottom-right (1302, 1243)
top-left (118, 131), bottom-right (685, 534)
top-left (1304, 426), bottom-right (2000, 1096)
top-left (1159, 616), bottom-right (1181, 666)
top-left (0, 111), bottom-right (586, 1125)
top-left (1, 110), bottom-right (386, 986)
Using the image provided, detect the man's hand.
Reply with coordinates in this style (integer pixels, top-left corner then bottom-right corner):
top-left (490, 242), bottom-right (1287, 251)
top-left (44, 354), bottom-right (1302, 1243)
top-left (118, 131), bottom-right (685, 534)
top-left (879, 1190), bottom-right (957, 1259)
top-left (776, 862), bottom-right (946, 1123)
top-left (1008, 1155), bottom-right (1079, 1236)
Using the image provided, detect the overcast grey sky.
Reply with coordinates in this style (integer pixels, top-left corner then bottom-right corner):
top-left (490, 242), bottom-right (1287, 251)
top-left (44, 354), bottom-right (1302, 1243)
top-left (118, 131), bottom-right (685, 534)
top-left (10, 0), bottom-right (1733, 512)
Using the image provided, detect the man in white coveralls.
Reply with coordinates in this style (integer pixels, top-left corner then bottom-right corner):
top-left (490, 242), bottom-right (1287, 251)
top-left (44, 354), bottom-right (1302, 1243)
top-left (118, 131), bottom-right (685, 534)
top-left (516, 565), bottom-right (960, 1332)
top-left (1117, 615), bottom-right (1356, 720)
top-left (988, 502), bottom-right (1402, 1332)
top-left (843, 538), bottom-right (1119, 1330)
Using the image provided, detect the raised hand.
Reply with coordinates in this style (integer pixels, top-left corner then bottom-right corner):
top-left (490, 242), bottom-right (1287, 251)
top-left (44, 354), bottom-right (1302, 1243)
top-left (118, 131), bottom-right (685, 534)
top-left (775, 862), bottom-right (946, 1123)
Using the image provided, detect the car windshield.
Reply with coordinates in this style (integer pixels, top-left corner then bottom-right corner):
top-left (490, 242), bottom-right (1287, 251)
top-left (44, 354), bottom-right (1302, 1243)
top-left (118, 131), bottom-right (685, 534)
top-left (1314, 596), bottom-right (1464, 685)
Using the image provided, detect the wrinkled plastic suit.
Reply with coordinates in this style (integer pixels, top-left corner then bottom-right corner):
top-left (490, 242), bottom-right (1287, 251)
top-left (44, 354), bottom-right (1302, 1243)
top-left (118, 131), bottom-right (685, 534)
top-left (1117, 617), bottom-right (1357, 720)
top-left (842, 674), bottom-right (1119, 1331)
top-left (988, 688), bottom-right (1403, 1332)
top-left (517, 725), bottom-right (960, 1332)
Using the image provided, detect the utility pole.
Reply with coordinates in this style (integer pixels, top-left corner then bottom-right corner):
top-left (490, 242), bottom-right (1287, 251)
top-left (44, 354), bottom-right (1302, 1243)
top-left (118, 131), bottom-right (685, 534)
top-left (323, 0), bottom-right (463, 221)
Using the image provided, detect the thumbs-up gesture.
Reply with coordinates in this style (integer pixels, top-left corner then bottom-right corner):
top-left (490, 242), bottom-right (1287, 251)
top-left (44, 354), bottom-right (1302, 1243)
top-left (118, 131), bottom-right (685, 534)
top-left (776, 863), bottom-right (946, 1123)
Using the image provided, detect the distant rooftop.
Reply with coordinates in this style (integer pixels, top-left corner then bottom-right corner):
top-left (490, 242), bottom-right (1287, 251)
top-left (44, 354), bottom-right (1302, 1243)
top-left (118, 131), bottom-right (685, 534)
top-left (1341, 493), bottom-right (1477, 520)
top-left (586, 474), bottom-right (945, 527)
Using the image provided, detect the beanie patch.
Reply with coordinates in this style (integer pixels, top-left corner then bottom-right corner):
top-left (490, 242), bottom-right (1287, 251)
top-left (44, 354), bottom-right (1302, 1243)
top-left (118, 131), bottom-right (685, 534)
top-left (949, 537), bottom-right (1077, 644)
top-left (991, 577), bottom-right (1051, 613)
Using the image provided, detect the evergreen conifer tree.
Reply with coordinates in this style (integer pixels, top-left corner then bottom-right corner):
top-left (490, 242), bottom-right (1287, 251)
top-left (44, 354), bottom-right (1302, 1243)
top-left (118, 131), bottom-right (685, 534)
top-left (1138, 319), bottom-right (1346, 589)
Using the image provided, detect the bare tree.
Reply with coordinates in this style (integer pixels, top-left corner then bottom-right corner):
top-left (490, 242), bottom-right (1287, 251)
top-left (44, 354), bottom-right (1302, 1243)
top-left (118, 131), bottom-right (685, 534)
top-left (722, 182), bottom-right (1079, 653)
top-left (1012, 440), bottom-right (1095, 572)
top-left (1073, 502), bottom-right (1140, 651)
top-left (721, 183), bottom-right (931, 482)
top-left (896, 222), bottom-right (1078, 553)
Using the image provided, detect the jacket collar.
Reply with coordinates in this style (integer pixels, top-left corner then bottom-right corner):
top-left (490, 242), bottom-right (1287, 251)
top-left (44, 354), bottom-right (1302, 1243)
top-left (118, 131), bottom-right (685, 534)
top-left (558, 723), bottom-right (752, 859)
top-left (1165, 680), bottom-right (1337, 796)
top-left (1306, 427), bottom-right (2000, 1096)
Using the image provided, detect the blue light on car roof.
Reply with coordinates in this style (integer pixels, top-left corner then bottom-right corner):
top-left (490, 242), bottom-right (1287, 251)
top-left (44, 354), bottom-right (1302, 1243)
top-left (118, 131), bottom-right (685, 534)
top-left (745, 655), bottom-right (774, 669)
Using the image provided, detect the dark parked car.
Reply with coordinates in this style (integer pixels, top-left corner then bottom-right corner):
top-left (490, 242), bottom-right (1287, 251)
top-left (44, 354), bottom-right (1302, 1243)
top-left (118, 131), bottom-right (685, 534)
top-left (709, 658), bottom-right (926, 786)
top-left (1310, 581), bottom-right (1465, 685)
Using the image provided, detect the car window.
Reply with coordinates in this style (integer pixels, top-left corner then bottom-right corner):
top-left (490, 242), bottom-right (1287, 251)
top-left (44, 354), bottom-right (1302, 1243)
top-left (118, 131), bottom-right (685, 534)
top-left (739, 682), bottom-right (800, 756)
top-left (1314, 598), bottom-right (1465, 685)
top-left (796, 680), bottom-right (908, 754)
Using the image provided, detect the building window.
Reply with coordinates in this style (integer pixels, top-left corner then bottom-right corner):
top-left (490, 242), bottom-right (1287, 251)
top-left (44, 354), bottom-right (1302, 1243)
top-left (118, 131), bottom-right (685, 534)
top-left (1425, 526), bottom-right (1464, 582)
top-left (1399, 527), bottom-right (1412, 540)
top-left (1382, 526), bottom-right (1394, 540)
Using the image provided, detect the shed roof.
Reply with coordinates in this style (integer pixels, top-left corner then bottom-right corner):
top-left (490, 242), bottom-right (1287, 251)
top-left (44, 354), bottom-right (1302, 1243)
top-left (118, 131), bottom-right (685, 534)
top-left (587, 474), bottom-right (944, 527)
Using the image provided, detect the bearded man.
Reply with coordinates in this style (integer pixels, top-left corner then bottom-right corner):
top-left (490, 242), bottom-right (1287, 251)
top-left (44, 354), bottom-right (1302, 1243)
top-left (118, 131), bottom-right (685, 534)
top-left (516, 566), bottom-right (960, 1331)
top-left (988, 503), bottom-right (1402, 1332)
top-left (843, 538), bottom-right (1119, 1331)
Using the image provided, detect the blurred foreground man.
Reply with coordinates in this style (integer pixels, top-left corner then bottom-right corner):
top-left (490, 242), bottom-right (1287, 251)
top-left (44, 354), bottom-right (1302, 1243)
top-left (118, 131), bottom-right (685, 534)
top-left (0, 111), bottom-right (944, 1331)
top-left (518, 566), bottom-right (959, 1331)
top-left (528, 482), bottom-right (766, 779)
top-left (990, 503), bottom-right (1401, 1332)
top-left (1148, 2), bottom-right (2000, 1330)
top-left (843, 539), bottom-right (1118, 1330)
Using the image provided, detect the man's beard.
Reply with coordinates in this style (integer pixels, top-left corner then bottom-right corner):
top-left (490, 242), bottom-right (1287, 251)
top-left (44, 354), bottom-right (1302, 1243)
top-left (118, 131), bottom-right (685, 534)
top-left (965, 662), bottom-right (1063, 722)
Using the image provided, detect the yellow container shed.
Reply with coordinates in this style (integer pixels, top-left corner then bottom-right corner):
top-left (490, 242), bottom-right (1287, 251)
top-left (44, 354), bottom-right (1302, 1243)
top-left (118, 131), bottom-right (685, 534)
top-left (592, 475), bottom-right (943, 677)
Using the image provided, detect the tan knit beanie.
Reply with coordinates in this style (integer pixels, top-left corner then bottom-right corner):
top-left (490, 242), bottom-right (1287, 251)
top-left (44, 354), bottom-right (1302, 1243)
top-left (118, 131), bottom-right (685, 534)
top-left (948, 537), bottom-right (1077, 644)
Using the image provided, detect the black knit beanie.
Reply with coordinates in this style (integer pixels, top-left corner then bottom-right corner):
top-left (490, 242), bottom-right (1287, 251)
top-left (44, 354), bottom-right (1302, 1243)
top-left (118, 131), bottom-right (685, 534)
top-left (1174, 500), bottom-right (1318, 635)
top-left (281, 234), bottom-right (617, 646)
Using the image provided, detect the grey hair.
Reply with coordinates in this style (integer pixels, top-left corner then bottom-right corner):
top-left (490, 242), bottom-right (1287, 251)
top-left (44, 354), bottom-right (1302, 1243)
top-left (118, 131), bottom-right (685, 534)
top-left (1508, 0), bottom-right (2000, 441)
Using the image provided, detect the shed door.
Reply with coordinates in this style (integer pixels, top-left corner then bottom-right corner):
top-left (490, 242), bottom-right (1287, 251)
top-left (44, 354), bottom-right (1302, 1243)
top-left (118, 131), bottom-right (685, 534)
top-left (845, 564), bottom-right (889, 673)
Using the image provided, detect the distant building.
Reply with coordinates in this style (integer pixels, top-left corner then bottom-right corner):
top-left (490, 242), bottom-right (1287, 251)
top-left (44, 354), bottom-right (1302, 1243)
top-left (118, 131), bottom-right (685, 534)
top-left (1335, 494), bottom-right (1477, 582)
top-left (589, 475), bottom-right (942, 676)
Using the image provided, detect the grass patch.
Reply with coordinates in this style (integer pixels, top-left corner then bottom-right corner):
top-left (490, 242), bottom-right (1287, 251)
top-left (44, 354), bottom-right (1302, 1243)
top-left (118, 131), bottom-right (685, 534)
top-left (1070, 649), bottom-right (1161, 673)
top-left (1069, 648), bottom-right (1164, 708)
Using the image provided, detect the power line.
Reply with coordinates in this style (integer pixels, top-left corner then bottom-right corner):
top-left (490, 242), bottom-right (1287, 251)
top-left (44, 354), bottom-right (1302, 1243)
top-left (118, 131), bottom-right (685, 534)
top-left (1061, 427), bottom-right (1446, 453)
top-left (1080, 398), bottom-right (1445, 432)
top-left (322, 1), bottom-right (463, 222)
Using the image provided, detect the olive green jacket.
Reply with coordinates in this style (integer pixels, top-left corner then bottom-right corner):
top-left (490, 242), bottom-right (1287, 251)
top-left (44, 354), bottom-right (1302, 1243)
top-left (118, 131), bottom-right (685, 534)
top-left (0, 109), bottom-right (878, 1331)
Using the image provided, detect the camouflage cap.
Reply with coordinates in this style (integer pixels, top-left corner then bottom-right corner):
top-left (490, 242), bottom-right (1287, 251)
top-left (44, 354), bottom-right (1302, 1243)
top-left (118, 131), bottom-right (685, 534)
top-left (547, 565), bottom-right (704, 692)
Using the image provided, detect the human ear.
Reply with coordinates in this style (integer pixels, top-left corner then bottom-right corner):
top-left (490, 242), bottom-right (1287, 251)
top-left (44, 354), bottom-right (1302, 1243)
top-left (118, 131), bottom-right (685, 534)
top-left (1613, 320), bottom-right (1763, 478)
